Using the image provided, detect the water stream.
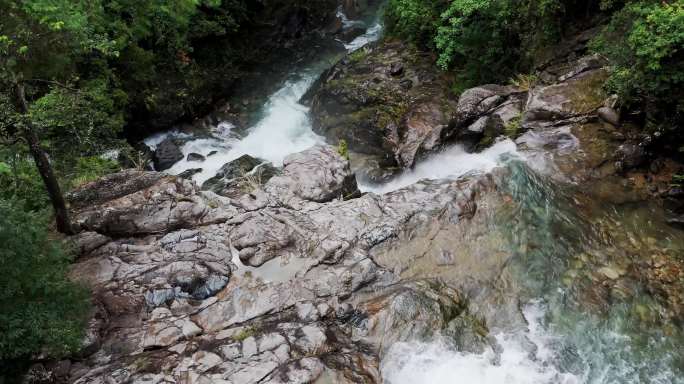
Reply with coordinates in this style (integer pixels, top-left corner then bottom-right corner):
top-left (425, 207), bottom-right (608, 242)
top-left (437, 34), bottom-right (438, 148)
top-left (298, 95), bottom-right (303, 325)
top-left (143, 9), bottom-right (683, 384)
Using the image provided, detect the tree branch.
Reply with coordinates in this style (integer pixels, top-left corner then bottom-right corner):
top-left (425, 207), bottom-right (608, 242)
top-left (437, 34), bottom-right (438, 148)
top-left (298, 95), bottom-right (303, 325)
top-left (24, 78), bottom-right (78, 92)
top-left (0, 136), bottom-right (26, 146)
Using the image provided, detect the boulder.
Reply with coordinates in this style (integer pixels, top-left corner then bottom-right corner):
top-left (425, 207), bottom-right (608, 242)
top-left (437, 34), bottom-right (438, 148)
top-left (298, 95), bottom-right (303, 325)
top-left (202, 155), bottom-right (279, 197)
top-left (598, 106), bottom-right (620, 126)
top-left (309, 40), bottom-right (457, 170)
top-left (357, 280), bottom-right (487, 357)
top-left (70, 171), bottom-right (237, 236)
top-left (453, 85), bottom-right (516, 124)
top-left (152, 138), bottom-right (184, 171)
top-left (523, 69), bottom-right (608, 125)
top-left (446, 86), bottom-right (524, 147)
top-left (187, 153), bottom-right (206, 162)
top-left (264, 145), bottom-right (359, 204)
top-left (615, 143), bottom-right (646, 171)
top-left (178, 168), bottom-right (203, 179)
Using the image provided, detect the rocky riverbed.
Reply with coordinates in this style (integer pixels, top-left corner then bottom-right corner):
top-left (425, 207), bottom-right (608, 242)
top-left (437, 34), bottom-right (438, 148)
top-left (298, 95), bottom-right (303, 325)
top-left (27, 17), bottom-right (684, 384)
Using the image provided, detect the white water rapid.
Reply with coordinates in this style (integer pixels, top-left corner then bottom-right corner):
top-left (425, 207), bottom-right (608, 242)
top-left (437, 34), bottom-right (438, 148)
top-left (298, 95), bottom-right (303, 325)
top-left (358, 139), bottom-right (520, 194)
top-left (144, 13), bottom-right (384, 186)
top-left (381, 302), bottom-right (580, 384)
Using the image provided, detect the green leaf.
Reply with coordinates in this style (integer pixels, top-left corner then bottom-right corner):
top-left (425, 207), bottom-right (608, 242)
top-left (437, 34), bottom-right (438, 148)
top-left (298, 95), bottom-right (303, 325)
top-left (0, 162), bottom-right (11, 175)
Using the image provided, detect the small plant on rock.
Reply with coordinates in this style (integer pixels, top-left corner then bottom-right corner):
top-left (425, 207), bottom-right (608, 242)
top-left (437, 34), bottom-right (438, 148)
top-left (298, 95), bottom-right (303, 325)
top-left (337, 139), bottom-right (350, 160)
top-left (509, 74), bottom-right (538, 91)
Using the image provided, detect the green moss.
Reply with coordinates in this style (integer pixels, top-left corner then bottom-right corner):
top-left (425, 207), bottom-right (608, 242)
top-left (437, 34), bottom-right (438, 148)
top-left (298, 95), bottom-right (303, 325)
top-left (564, 70), bottom-right (608, 114)
top-left (376, 102), bottom-right (409, 129)
top-left (349, 48), bottom-right (368, 63)
top-left (233, 326), bottom-right (257, 341)
top-left (504, 114), bottom-right (523, 139)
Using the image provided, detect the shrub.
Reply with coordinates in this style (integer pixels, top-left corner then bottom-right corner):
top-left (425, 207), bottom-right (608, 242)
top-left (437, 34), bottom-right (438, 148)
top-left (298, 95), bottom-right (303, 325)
top-left (68, 156), bottom-right (120, 189)
top-left (591, 1), bottom-right (684, 133)
top-left (386, 0), bottom-right (580, 85)
top-left (0, 150), bottom-right (50, 212)
top-left (0, 200), bottom-right (90, 360)
top-left (385, 0), bottom-right (449, 48)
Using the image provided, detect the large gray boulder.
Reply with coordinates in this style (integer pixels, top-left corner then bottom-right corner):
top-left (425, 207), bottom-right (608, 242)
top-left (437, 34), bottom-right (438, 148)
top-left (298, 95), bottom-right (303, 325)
top-left (446, 85), bottom-right (525, 147)
top-left (308, 40), bottom-right (457, 173)
top-left (523, 68), bottom-right (608, 124)
top-left (265, 145), bottom-right (359, 204)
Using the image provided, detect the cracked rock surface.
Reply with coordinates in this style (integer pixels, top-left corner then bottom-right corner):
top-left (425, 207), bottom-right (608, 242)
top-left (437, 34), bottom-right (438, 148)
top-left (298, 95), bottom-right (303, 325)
top-left (64, 144), bottom-right (498, 383)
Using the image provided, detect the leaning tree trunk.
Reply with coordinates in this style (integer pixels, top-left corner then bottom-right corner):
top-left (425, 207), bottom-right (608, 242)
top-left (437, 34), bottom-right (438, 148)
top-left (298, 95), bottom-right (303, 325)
top-left (14, 83), bottom-right (75, 235)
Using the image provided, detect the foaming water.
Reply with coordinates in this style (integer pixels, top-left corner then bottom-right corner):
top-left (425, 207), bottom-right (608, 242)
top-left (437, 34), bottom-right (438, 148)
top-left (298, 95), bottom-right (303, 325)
top-left (359, 139), bottom-right (520, 194)
top-left (382, 299), bottom-right (683, 384)
top-left (382, 302), bottom-right (579, 384)
top-left (143, 68), bottom-right (326, 185)
top-left (145, 17), bottom-right (383, 186)
top-left (345, 22), bottom-right (383, 52)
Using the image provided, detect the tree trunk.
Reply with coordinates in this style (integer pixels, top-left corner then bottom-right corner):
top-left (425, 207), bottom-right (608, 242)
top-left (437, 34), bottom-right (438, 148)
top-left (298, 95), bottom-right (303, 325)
top-left (14, 83), bottom-right (75, 235)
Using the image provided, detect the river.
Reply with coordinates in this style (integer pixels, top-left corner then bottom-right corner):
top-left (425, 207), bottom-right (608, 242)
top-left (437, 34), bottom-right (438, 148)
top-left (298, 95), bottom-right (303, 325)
top-left (143, 7), bottom-right (683, 384)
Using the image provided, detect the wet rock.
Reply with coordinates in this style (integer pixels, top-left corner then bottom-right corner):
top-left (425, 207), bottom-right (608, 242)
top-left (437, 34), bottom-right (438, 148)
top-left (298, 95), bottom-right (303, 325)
top-left (265, 145), bottom-right (359, 204)
top-left (524, 69), bottom-right (607, 125)
top-left (598, 106), bottom-right (620, 126)
top-left (178, 168), bottom-right (202, 180)
top-left (153, 137), bottom-right (184, 171)
top-left (309, 40), bottom-right (457, 170)
top-left (356, 280), bottom-right (480, 356)
top-left (187, 153), bottom-right (206, 162)
top-left (202, 155), bottom-right (279, 197)
top-left (178, 168), bottom-right (203, 180)
top-left (389, 62), bottom-right (404, 77)
top-left (615, 143), bottom-right (646, 171)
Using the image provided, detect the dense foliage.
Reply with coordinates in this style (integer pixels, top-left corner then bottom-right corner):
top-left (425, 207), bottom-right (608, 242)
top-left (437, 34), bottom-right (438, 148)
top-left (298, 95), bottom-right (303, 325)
top-left (0, 199), bottom-right (90, 360)
top-left (385, 0), bottom-right (684, 134)
top-left (386, 0), bottom-right (602, 84)
top-left (592, 1), bottom-right (684, 135)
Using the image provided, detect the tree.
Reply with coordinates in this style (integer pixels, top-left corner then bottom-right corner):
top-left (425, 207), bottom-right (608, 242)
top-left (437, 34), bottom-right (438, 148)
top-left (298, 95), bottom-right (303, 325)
top-left (0, 0), bottom-right (123, 233)
top-left (0, 198), bottom-right (90, 360)
top-left (11, 81), bottom-right (74, 233)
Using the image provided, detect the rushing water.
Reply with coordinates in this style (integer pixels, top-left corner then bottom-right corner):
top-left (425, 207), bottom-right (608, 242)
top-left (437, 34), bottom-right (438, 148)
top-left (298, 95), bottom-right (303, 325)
top-left (380, 160), bottom-right (684, 383)
top-left (144, 9), bottom-right (683, 383)
top-left (144, 9), bottom-right (383, 186)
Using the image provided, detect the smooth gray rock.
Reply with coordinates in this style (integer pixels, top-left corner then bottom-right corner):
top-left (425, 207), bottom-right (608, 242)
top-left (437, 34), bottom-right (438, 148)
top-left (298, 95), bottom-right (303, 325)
top-left (265, 145), bottom-right (359, 204)
top-left (598, 106), bottom-right (620, 126)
